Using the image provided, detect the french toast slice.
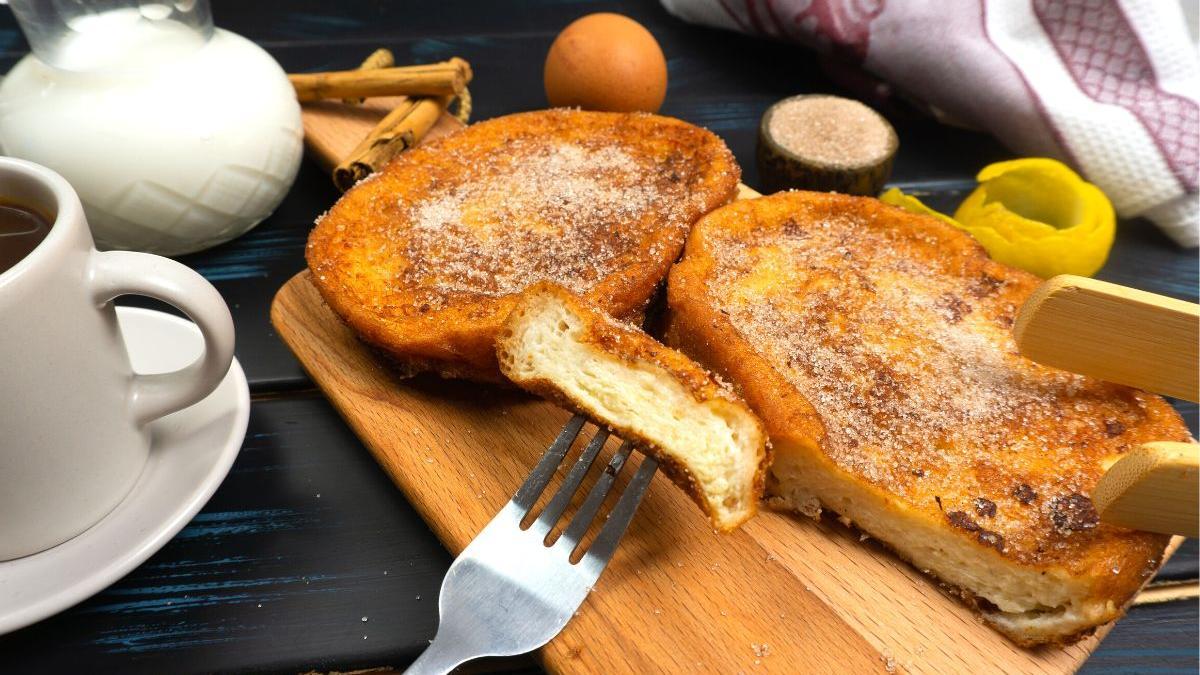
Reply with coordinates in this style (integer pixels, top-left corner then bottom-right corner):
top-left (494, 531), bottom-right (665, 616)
top-left (665, 190), bottom-right (1191, 645)
top-left (306, 109), bottom-right (739, 382)
top-left (497, 283), bottom-right (769, 531)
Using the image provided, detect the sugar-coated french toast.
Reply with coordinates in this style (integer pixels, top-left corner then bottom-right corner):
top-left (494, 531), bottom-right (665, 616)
top-left (306, 109), bottom-right (739, 381)
top-left (665, 190), bottom-right (1192, 645)
top-left (497, 283), bottom-right (769, 531)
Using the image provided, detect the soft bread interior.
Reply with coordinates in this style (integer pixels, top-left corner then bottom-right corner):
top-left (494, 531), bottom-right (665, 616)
top-left (499, 294), bottom-right (762, 530)
top-left (767, 447), bottom-right (1115, 644)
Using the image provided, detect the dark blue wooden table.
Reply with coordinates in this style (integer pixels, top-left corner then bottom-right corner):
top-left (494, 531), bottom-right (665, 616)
top-left (0, 1), bottom-right (1195, 673)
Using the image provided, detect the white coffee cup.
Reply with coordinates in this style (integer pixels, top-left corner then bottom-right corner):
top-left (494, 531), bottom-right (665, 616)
top-left (0, 158), bottom-right (235, 560)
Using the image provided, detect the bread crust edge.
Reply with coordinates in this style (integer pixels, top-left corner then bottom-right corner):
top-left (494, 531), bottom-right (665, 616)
top-left (496, 283), bottom-right (770, 531)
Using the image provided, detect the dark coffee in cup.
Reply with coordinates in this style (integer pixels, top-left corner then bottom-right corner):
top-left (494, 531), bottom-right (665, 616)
top-left (1, 157), bottom-right (235, 560)
top-left (0, 202), bottom-right (50, 274)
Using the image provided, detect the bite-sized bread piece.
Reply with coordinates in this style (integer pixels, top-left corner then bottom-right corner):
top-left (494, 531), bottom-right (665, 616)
top-left (666, 190), bottom-right (1191, 645)
top-left (497, 283), bottom-right (769, 531)
top-left (306, 108), bottom-right (740, 382)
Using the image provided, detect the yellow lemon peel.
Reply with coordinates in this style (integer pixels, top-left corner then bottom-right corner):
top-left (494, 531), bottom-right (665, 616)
top-left (881, 159), bottom-right (1115, 278)
top-left (873, 187), bottom-right (955, 227)
top-left (879, 187), bottom-right (959, 228)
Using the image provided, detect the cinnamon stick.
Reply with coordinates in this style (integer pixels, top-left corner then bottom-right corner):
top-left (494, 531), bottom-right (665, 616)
top-left (343, 48), bottom-right (395, 104)
top-left (450, 87), bottom-right (473, 123)
top-left (290, 58), bottom-right (472, 102)
top-left (333, 95), bottom-right (452, 191)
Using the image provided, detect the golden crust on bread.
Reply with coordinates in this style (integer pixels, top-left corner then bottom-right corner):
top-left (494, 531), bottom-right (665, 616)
top-left (306, 109), bottom-right (740, 381)
top-left (665, 190), bottom-right (1190, 644)
top-left (497, 283), bottom-right (769, 531)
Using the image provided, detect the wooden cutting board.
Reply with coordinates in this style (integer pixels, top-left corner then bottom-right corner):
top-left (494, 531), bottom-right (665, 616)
top-left (272, 99), bottom-right (1118, 673)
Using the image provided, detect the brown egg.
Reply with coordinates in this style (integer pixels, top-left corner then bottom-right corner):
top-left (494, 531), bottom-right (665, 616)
top-left (544, 13), bottom-right (668, 113)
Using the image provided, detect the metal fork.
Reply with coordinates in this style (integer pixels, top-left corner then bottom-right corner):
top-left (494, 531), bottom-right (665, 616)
top-left (404, 414), bottom-right (658, 675)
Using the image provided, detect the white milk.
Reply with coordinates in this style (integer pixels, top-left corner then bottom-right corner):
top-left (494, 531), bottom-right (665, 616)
top-left (0, 10), bottom-right (303, 254)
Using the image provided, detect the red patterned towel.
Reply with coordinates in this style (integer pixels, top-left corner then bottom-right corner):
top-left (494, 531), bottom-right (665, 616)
top-left (663, 0), bottom-right (1199, 247)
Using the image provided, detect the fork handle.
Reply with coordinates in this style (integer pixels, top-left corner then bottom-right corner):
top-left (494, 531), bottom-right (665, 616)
top-left (403, 636), bottom-right (476, 675)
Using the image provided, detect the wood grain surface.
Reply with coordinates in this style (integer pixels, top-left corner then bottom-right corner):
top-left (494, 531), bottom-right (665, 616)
top-left (270, 270), bottom-right (1123, 674)
top-left (1094, 442), bottom-right (1200, 538)
top-left (280, 88), bottom-right (1195, 673)
top-left (299, 98), bottom-right (463, 177)
top-left (1014, 275), bottom-right (1200, 402)
top-left (299, 97), bottom-right (465, 175)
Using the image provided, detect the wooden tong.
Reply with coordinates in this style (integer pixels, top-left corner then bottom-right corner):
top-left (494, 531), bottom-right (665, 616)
top-left (1014, 275), bottom-right (1199, 537)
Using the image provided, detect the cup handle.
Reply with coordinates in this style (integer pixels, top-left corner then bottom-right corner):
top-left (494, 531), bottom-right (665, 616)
top-left (88, 250), bottom-right (236, 425)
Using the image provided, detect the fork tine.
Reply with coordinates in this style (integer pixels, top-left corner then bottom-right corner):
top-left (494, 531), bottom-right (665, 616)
top-left (511, 414), bottom-right (586, 513)
top-left (412, 429), bottom-right (657, 673)
top-left (582, 455), bottom-right (658, 566)
top-left (529, 427), bottom-right (610, 536)
top-left (557, 441), bottom-right (634, 547)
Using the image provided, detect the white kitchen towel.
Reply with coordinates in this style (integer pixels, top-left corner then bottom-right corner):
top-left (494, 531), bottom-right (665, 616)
top-left (662, 0), bottom-right (1200, 247)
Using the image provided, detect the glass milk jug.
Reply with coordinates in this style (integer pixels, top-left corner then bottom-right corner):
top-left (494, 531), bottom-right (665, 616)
top-left (0, 0), bottom-right (303, 255)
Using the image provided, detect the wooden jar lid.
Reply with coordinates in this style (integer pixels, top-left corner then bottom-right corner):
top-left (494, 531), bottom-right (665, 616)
top-left (756, 94), bottom-right (898, 196)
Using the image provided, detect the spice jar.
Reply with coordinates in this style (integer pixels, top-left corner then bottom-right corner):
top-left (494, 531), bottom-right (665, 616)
top-left (757, 94), bottom-right (897, 196)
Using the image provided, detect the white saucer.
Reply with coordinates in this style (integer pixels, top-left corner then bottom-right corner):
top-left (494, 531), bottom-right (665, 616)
top-left (0, 306), bottom-right (250, 635)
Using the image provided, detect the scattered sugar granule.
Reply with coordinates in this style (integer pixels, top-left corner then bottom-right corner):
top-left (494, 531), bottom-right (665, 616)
top-left (361, 616), bottom-right (368, 623)
top-left (751, 643), bottom-right (771, 658)
top-left (703, 202), bottom-right (1132, 567)
top-left (395, 139), bottom-right (694, 303)
top-left (882, 655), bottom-right (896, 673)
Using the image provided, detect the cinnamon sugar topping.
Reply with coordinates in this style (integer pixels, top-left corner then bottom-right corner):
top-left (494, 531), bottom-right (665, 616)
top-left (397, 140), bottom-right (698, 305)
top-left (701, 202), bottom-right (1177, 563)
top-left (708, 218), bottom-right (1098, 472)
